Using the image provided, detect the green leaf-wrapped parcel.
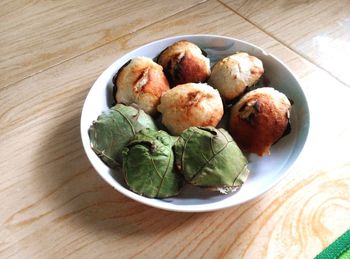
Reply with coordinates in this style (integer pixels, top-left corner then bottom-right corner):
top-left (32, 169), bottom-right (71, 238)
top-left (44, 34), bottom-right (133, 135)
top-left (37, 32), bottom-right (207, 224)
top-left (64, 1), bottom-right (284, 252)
top-left (174, 127), bottom-right (249, 194)
top-left (88, 104), bottom-right (157, 168)
top-left (122, 128), bottom-right (183, 198)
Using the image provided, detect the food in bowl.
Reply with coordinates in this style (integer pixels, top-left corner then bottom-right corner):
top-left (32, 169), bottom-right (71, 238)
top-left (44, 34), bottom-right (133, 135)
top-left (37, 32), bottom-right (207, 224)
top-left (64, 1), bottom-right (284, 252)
top-left (174, 127), bottom-right (249, 194)
top-left (157, 40), bottom-right (210, 86)
top-left (229, 87), bottom-right (292, 156)
top-left (81, 35), bottom-right (309, 211)
top-left (90, 44), bottom-right (289, 195)
top-left (113, 56), bottom-right (169, 115)
top-left (88, 104), bottom-right (157, 168)
top-left (208, 52), bottom-right (264, 101)
top-left (157, 83), bottom-right (224, 135)
top-left (122, 128), bottom-right (183, 198)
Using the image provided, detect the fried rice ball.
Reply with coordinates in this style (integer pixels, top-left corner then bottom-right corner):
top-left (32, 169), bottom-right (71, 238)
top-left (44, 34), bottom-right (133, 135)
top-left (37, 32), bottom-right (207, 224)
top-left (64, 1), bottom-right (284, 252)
top-left (208, 52), bottom-right (264, 101)
top-left (229, 87), bottom-right (291, 156)
top-left (157, 83), bottom-right (223, 135)
top-left (114, 57), bottom-right (170, 115)
top-left (157, 40), bottom-right (210, 87)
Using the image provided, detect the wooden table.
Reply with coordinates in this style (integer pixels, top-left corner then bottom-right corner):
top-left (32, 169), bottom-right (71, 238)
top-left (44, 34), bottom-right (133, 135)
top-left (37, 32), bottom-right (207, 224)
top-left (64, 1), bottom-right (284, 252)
top-left (1, 1), bottom-right (350, 258)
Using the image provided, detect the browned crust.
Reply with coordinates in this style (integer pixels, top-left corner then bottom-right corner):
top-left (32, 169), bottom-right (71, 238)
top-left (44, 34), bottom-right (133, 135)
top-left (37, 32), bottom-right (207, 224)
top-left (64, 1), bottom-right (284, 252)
top-left (173, 52), bottom-right (209, 85)
top-left (248, 55), bottom-right (264, 76)
top-left (229, 92), bottom-right (289, 156)
top-left (158, 41), bottom-right (209, 87)
top-left (158, 84), bottom-right (223, 134)
top-left (141, 67), bottom-right (169, 98)
top-left (115, 57), bottom-right (170, 114)
top-left (182, 90), bottom-right (213, 114)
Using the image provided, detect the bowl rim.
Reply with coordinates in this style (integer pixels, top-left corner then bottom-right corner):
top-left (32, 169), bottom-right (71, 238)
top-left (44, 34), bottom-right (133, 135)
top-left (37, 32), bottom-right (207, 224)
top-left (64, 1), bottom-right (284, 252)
top-left (80, 34), bottom-right (310, 212)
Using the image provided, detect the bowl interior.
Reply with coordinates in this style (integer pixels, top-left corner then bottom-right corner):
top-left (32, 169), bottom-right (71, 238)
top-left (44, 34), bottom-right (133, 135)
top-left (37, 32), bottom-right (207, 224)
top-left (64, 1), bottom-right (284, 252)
top-left (81, 35), bottom-right (309, 212)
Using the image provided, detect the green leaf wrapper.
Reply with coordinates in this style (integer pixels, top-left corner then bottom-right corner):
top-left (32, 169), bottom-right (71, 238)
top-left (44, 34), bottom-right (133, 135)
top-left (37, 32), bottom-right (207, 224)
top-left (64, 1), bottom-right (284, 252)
top-left (122, 129), bottom-right (183, 198)
top-left (88, 104), bottom-right (157, 168)
top-left (174, 127), bottom-right (249, 194)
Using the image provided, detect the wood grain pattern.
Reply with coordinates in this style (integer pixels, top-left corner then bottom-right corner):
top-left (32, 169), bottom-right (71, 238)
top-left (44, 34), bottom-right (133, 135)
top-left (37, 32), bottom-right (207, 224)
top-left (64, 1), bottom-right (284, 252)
top-left (0, 0), bottom-right (204, 89)
top-left (220, 0), bottom-right (350, 86)
top-left (1, 0), bottom-right (350, 258)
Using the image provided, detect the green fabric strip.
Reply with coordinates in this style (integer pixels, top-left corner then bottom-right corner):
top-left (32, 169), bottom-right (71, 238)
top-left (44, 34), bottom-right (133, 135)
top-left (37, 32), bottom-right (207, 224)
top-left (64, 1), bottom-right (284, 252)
top-left (315, 229), bottom-right (350, 259)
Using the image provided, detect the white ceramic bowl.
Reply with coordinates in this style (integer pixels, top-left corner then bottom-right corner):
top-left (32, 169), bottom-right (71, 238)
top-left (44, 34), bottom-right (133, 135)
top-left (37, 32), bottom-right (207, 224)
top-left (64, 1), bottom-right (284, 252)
top-left (81, 35), bottom-right (309, 212)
